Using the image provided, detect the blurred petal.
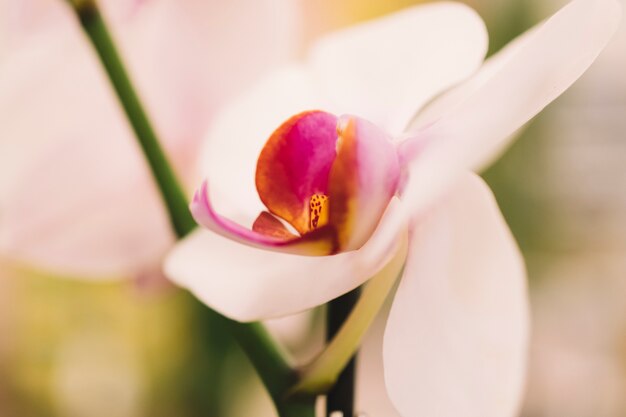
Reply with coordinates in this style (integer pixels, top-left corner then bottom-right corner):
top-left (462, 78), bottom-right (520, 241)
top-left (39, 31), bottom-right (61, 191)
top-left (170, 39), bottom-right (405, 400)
top-left (190, 181), bottom-right (336, 255)
top-left (129, 0), bottom-right (299, 158)
top-left (408, 24), bottom-right (540, 132)
top-left (0, 0), bottom-right (298, 278)
top-left (0, 31), bottom-right (175, 278)
top-left (384, 173), bottom-right (528, 417)
top-left (1, 0), bottom-right (298, 136)
top-left (308, 2), bottom-right (488, 132)
top-left (256, 111), bottom-right (339, 234)
top-left (0, 34), bottom-right (64, 207)
top-left (0, 136), bottom-right (174, 279)
top-left (165, 199), bottom-right (408, 322)
top-left (199, 66), bottom-right (330, 225)
top-left (329, 116), bottom-right (400, 250)
top-left (0, 0), bottom-right (135, 55)
top-left (400, 0), bottom-right (621, 215)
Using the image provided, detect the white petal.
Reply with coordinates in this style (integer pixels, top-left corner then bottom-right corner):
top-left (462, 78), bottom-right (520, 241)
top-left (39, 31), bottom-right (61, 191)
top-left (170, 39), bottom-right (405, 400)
top-left (0, 32), bottom-right (175, 278)
top-left (198, 66), bottom-right (331, 224)
top-left (356, 303), bottom-right (402, 417)
top-left (164, 199), bottom-right (408, 322)
top-left (400, 0), bottom-right (621, 214)
top-left (409, 24), bottom-right (540, 132)
top-left (0, 34), bottom-right (64, 206)
top-left (384, 173), bottom-right (528, 417)
top-left (0, 135), bottom-right (175, 279)
top-left (308, 2), bottom-right (488, 133)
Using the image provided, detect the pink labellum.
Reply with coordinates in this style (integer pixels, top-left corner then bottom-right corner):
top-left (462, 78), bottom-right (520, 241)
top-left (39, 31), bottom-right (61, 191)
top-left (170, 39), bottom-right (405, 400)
top-left (191, 180), bottom-right (335, 255)
top-left (191, 110), bottom-right (400, 255)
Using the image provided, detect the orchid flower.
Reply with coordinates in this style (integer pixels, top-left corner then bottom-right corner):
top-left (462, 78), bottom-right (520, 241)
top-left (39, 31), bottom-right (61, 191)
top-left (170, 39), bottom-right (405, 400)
top-left (165, 0), bottom-right (620, 414)
top-left (0, 0), bottom-right (297, 279)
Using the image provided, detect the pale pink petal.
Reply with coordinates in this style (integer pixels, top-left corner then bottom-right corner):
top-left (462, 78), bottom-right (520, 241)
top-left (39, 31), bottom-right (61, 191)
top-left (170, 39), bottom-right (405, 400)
top-left (0, 135), bottom-right (174, 279)
top-left (0, 0), bottom-right (298, 278)
top-left (384, 173), bottom-right (528, 417)
top-left (0, 0), bottom-right (147, 61)
top-left (399, 0), bottom-right (621, 215)
top-left (308, 2), bottom-right (488, 133)
top-left (0, 31), bottom-right (175, 278)
top-left (0, 0), bottom-right (88, 55)
top-left (256, 111), bottom-right (339, 235)
top-left (407, 24), bottom-right (540, 133)
top-left (0, 34), bottom-right (65, 206)
top-left (164, 199), bottom-right (408, 322)
top-left (1, 0), bottom-right (298, 155)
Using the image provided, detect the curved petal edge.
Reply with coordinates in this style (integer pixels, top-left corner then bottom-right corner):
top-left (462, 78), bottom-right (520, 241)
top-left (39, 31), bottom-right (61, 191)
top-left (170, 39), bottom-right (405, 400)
top-left (384, 173), bottom-right (529, 417)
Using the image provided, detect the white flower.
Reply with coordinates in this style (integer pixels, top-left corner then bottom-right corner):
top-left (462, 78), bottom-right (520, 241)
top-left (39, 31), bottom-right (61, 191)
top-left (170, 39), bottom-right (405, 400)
top-left (164, 1), bottom-right (620, 416)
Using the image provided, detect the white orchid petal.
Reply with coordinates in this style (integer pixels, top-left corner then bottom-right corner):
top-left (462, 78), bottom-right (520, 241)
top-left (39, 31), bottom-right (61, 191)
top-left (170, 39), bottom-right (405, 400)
top-left (164, 199), bottom-right (408, 322)
top-left (0, 33), bottom-right (67, 206)
top-left (356, 305), bottom-right (402, 417)
top-left (400, 0), bottom-right (621, 215)
top-left (0, 135), bottom-right (174, 279)
top-left (0, 31), bottom-right (175, 278)
top-left (384, 173), bottom-right (529, 417)
top-left (409, 24), bottom-right (542, 132)
top-left (308, 2), bottom-right (488, 132)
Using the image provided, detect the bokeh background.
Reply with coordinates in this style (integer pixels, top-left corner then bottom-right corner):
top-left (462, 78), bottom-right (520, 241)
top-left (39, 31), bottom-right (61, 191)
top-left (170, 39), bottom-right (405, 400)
top-left (1, 0), bottom-right (625, 416)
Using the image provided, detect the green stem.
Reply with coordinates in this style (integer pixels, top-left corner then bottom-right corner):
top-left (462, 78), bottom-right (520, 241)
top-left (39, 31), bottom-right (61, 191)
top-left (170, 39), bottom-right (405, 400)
top-left (226, 318), bottom-right (296, 400)
top-left (277, 398), bottom-right (318, 417)
top-left (66, 1), bottom-right (306, 415)
top-left (225, 316), bottom-right (316, 415)
top-left (291, 235), bottom-right (408, 397)
top-left (71, 0), bottom-right (195, 237)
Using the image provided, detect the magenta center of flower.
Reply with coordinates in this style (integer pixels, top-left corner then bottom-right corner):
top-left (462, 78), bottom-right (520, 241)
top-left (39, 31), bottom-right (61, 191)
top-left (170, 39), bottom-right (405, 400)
top-left (254, 111), bottom-right (339, 236)
top-left (190, 110), bottom-right (401, 256)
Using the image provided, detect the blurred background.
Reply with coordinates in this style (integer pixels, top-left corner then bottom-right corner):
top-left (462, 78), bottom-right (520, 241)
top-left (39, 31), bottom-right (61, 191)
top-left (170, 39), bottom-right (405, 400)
top-left (0, 0), bottom-right (625, 416)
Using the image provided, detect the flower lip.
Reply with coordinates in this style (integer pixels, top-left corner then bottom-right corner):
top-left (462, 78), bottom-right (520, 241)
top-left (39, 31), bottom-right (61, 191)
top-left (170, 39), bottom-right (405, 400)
top-left (255, 110), bottom-right (339, 236)
top-left (255, 111), bottom-right (401, 250)
top-left (192, 110), bottom-right (400, 256)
